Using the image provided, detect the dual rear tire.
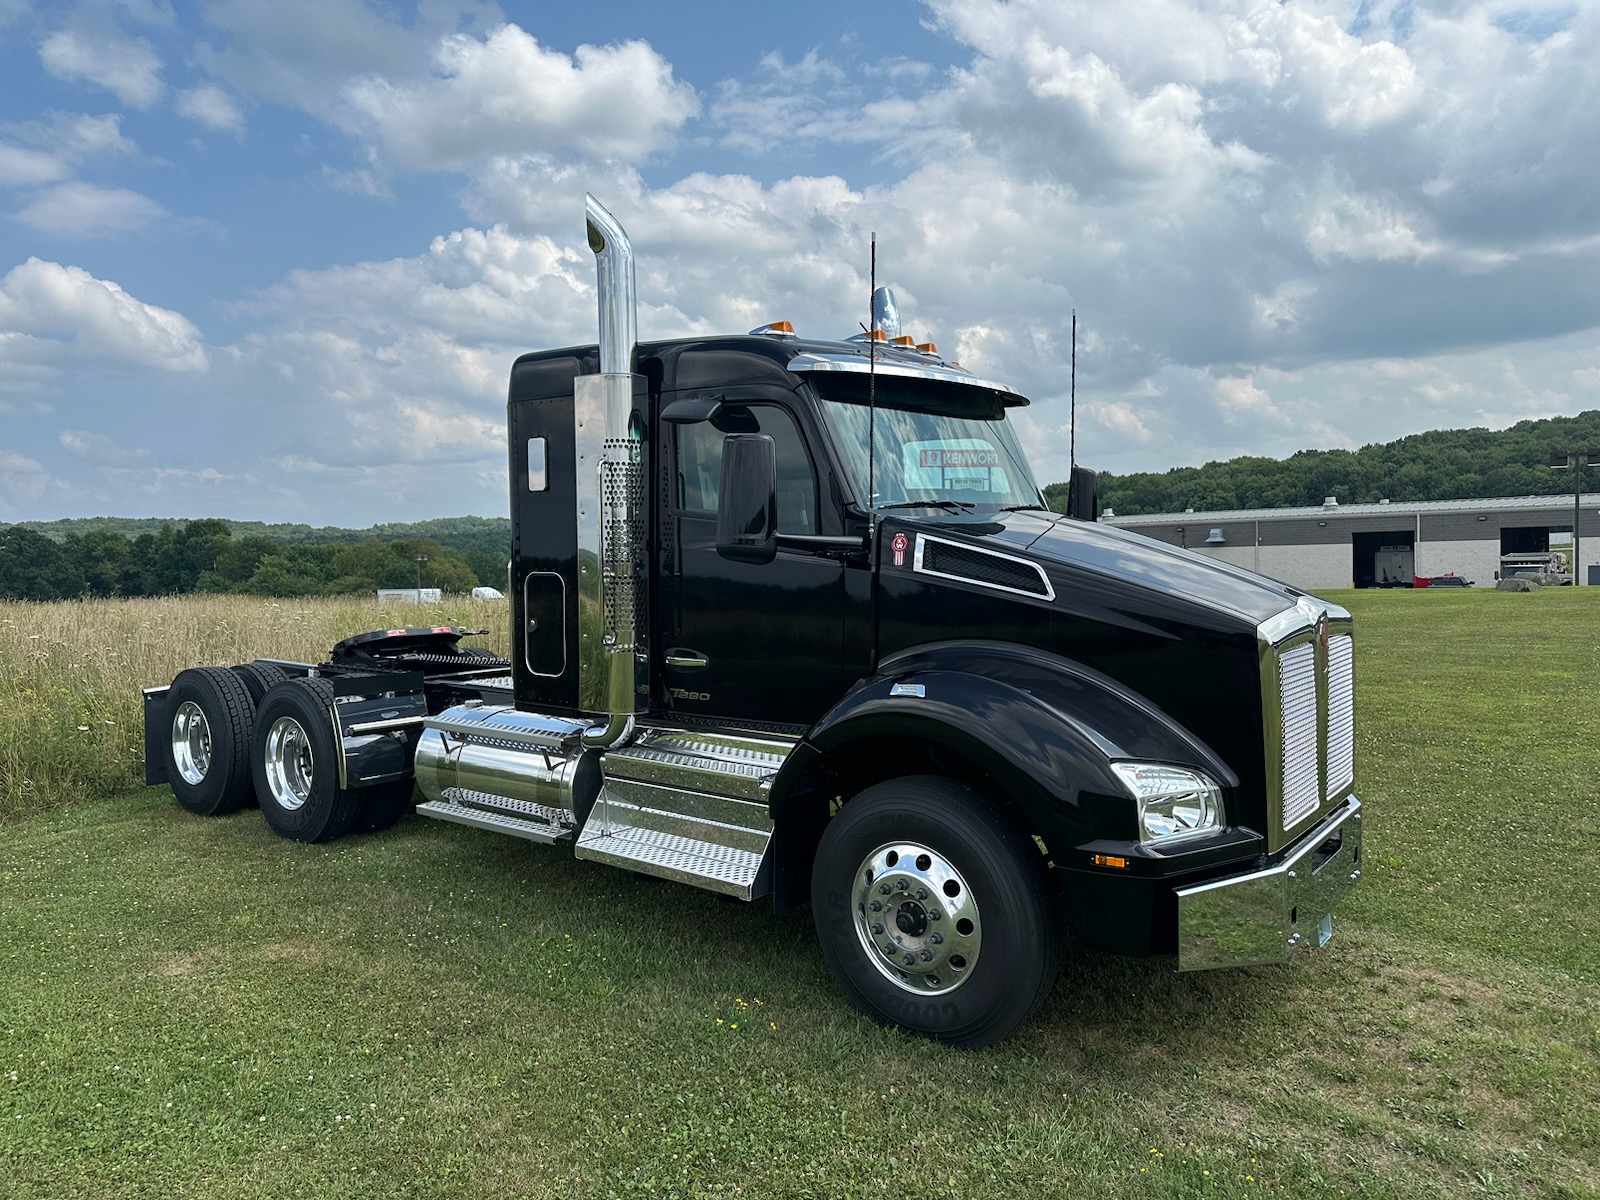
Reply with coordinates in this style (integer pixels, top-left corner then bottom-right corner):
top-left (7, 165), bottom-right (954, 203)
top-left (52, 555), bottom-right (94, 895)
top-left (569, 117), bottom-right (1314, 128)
top-left (162, 669), bottom-right (413, 841)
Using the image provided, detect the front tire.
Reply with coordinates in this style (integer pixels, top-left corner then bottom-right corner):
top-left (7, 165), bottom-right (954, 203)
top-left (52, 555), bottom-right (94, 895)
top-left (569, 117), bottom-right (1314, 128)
top-left (811, 776), bottom-right (1061, 1048)
top-left (252, 678), bottom-right (363, 843)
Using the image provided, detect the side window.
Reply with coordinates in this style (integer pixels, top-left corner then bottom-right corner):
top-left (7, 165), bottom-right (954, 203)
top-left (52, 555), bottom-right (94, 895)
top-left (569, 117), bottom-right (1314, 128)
top-left (675, 405), bottom-right (818, 533)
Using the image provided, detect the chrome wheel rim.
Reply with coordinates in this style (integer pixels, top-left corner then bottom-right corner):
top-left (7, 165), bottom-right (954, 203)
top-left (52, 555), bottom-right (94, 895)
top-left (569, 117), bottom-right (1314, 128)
top-left (170, 701), bottom-right (212, 785)
top-left (263, 716), bottom-right (314, 812)
top-left (851, 841), bottom-right (982, 995)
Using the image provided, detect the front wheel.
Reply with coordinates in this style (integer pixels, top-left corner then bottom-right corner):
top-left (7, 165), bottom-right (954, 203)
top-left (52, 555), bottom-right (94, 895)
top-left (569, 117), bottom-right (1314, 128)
top-left (811, 776), bottom-right (1061, 1048)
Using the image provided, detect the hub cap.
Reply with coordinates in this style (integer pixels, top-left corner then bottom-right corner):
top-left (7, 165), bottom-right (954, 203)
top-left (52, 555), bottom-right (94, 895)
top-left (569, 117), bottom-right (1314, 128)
top-left (851, 841), bottom-right (982, 995)
top-left (170, 701), bottom-right (212, 785)
top-left (263, 716), bottom-right (314, 812)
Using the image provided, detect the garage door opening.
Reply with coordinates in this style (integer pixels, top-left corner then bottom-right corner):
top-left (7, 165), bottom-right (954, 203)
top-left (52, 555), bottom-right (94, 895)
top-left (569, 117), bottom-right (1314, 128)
top-left (1353, 530), bottom-right (1415, 588)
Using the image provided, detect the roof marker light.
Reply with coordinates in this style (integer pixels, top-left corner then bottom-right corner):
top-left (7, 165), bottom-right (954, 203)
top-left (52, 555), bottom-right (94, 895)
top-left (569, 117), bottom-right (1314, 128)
top-left (749, 319), bottom-right (796, 337)
top-left (891, 335), bottom-right (915, 346)
top-left (916, 342), bottom-right (937, 354)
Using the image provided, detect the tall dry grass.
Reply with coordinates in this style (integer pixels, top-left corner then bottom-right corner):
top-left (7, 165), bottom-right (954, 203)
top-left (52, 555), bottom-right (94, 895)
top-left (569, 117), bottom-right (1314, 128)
top-left (0, 593), bottom-right (510, 823)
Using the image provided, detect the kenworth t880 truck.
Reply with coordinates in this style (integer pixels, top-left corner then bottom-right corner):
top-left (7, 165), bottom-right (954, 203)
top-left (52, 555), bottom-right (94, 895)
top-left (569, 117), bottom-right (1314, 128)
top-left (143, 196), bottom-right (1361, 1047)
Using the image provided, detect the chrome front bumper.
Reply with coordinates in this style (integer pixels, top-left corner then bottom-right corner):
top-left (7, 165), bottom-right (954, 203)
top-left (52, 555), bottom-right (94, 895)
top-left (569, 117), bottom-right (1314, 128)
top-left (1175, 797), bottom-right (1362, 971)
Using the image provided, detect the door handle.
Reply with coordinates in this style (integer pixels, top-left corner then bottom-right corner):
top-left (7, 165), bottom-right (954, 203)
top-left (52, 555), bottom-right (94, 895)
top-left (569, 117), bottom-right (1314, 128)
top-left (665, 649), bottom-right (709, 670)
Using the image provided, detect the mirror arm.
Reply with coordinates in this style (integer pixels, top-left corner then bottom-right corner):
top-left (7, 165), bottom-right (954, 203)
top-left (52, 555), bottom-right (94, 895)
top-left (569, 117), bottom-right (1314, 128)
top-left (775, 533), bottom-right (869, 556)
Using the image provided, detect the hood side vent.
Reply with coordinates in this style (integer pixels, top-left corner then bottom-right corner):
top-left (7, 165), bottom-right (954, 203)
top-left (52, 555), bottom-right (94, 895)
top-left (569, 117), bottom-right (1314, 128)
top-left (913, 534), bottom-right (1054, 600)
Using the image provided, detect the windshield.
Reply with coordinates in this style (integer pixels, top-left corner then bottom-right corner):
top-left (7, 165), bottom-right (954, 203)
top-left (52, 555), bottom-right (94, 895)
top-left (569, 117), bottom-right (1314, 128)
top-left (814, 384), bottom-right (1045, 511)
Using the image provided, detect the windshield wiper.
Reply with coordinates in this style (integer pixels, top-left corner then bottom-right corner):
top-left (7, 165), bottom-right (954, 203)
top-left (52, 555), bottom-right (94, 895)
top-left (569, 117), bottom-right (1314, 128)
top-left (997, 504), bottom-right (1051, 513)
top-left (877, 500), bottom-right (976, 512)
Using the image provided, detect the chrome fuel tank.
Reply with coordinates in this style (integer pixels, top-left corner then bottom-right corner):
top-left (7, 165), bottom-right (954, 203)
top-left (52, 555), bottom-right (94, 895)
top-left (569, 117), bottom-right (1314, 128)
top-left (414, 704), bottom-right (600, 818)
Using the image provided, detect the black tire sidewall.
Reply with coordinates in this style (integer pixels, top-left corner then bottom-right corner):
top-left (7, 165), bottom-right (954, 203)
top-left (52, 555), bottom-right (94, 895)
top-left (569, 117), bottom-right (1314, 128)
top-left (812, 776), bottom-right (1059, 1048)
top-left (230, 662), bottom-right (287, 707)
top-left (252, 678), bottom-right (356, 843)
top-left (163, 668), bottom-right (254, 816)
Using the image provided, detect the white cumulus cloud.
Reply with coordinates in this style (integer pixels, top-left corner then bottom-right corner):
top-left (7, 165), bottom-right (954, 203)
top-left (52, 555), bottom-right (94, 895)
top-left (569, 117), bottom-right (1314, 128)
top-left (0, 258), bottom-right (206, 374)
top-left (14, 181), bottom-right (167, 237)
top-left (175, 84), bottom-right (244, 132)
top-left (337, 24), bottom-right (699, 170)
top-left (38, 28), bottom-right (164, 108)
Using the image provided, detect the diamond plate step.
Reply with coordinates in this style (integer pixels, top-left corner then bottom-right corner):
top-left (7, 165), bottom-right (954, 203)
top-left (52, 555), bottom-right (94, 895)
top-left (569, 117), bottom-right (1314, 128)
top-left (574, 817), bottom-right (767, 898)
top-left (575, 733), bottom-right (791, 898)
top-left (604, 735), bottom-right (791, 802)
top-left (416, 798), bottom-right (570, 844)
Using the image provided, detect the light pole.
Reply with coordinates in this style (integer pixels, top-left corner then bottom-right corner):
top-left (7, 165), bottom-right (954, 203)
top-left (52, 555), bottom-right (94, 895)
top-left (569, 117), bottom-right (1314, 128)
top-left (414, 553), bottom-right (427, 596)
top-left (1548, 450), bottom-right (1600, 585)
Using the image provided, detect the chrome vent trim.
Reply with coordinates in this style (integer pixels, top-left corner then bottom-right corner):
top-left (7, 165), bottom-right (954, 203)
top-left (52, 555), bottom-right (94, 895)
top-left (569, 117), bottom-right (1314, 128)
top-left (1278, 642), bottom-right (1320, 830)
top-left (1258, 598), bottom-right (1355, 850)
top-left (1326, 633), bottom-right (1354, 798)
top-left (912, 533), bottom-right (1054, 601)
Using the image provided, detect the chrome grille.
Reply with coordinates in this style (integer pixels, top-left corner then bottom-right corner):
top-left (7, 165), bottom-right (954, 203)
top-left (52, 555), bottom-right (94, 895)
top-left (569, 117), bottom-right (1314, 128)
top-left (1326, 634), bottom-right (1354, 798)
top-left (1278, 643), bottom-right (1320, 830)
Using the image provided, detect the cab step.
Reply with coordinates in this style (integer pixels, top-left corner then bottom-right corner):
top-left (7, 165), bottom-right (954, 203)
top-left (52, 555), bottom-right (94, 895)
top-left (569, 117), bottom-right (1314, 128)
top-left (573, 734), bottom-right (793, 899)
top-left (416, 787), bottom-right (573, 844)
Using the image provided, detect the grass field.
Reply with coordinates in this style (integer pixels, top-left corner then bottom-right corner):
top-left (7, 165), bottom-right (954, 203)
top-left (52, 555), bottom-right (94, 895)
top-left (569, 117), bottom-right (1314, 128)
top-left (2, 588), bottom-right (1598, 1198)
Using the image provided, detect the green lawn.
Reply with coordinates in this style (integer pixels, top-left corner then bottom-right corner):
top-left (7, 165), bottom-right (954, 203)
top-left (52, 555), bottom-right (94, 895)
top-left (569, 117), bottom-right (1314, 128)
top-left (2, 588), bottom-right (1598, 1198)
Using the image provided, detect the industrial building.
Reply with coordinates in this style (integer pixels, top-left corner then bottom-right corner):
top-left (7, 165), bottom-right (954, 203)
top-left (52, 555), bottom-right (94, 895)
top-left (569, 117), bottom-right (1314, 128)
top-left (1104, 493), bottom-right (1600, 589)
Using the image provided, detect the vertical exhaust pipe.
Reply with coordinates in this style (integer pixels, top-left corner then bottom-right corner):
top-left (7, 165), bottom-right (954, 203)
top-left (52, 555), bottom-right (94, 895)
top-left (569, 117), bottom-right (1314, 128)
top-left (586, 194), bottom-right (637, 375)
top-left (576, 195), bottom-right (646, 749)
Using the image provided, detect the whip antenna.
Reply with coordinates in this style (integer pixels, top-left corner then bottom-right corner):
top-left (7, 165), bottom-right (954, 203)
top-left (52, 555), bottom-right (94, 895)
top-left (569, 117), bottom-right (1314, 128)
top-left (867, 232), bottom-right (877, 530)
top-left (1070, 309), bottom-right (1077, 471)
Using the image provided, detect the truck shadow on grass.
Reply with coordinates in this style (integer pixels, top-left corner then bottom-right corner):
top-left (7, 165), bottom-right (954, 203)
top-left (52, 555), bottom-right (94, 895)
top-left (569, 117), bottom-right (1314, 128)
top-left (388, 807), bottom-right (1311, 1063)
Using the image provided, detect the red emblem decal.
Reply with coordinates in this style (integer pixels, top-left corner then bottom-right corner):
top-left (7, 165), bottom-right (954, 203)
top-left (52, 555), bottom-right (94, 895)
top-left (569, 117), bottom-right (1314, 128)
top-left (891, 532), bottom-right (909, 567)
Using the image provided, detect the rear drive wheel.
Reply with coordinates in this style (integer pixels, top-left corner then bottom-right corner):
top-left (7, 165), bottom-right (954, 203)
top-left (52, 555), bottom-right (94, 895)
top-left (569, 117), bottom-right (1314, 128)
top-left (163, 667), bottom-right (257, 816)
top-left (230, 661), bottom-right (288, 707)
top-left (252, 678), bottom-right (363, 843)
top-left (811, 775), bottom-right (1061, 1048)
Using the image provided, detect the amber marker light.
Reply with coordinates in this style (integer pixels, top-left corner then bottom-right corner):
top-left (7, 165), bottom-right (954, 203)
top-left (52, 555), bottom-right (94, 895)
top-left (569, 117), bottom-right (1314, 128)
top-left (916, 342), bottom-right (937, 353)
top-left (768, 320), bottom-right (794, 333)
top-left (891, 335), bottom-right (915, 346)
top-left (1091, 854), bottom-right (1128, 869)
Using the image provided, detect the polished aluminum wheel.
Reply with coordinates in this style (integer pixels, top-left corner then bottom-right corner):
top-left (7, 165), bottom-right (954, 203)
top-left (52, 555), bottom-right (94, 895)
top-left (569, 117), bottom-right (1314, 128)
top-left (263, 715), bottom-right (314, 812)
top-left (851, 841), bottom-right (982, 995)
top-left (170, 701), bottom-right (212, 786)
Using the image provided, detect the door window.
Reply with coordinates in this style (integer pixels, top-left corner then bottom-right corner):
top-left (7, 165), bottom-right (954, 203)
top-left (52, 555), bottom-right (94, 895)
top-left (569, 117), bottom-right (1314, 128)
top-left (675, 405), bottom-right (818, 534)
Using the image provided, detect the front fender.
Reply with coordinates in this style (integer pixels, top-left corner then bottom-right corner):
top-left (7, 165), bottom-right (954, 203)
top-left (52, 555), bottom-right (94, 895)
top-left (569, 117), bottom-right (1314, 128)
top-left (770, 640), bottom-right (1237, 850)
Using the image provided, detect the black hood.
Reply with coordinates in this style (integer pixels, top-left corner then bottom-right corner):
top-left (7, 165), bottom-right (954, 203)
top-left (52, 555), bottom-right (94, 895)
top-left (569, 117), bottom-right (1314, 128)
top-left (892, 509), bottom-right (1302, 630)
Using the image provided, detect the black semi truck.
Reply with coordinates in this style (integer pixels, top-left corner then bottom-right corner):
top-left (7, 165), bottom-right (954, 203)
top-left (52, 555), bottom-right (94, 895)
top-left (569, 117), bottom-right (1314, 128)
top-left (143, 196), bottom-right (1361, 1047)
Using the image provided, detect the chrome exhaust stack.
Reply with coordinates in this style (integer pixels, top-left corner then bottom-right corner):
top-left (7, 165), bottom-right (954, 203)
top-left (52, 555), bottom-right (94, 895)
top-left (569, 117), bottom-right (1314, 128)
top-left (576, 195), bottom-right (646, 749)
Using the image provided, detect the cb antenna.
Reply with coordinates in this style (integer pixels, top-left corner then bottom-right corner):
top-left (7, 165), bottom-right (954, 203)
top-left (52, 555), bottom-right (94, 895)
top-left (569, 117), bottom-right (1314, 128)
top-left (867, 232), bottom-right (877, 530)
top-left (1070, 309), bottom-right (1077, 471)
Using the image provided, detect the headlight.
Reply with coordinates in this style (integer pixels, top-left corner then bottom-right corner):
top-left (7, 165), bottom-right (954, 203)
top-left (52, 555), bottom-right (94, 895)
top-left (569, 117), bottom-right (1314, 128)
top-left (1110, 763), bottom-right (1224, 844)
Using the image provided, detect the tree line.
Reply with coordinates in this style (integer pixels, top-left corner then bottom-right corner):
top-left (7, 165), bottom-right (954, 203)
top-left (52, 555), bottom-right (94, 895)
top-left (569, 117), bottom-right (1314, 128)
top-left (0, 519), bottom-right (507, 603)
top-left (1047, 408), bottom-right (1600, 516)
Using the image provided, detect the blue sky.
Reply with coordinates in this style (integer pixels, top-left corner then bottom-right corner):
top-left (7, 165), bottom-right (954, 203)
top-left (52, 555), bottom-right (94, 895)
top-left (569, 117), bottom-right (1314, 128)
top-left (2, 0), bottom-right (1598, 526)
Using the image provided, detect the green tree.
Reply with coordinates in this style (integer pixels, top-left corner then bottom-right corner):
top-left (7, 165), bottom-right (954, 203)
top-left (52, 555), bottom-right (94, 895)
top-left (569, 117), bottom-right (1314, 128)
top-left (0, 528), bottom-right (85, 600)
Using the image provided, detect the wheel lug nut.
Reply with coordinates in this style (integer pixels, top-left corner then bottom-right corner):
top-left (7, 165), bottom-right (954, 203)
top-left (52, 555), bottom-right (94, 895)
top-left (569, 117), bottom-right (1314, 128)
top-left (897, 879), bottom-right (909, 891)
top-left (878, 883), bottom-right (892, 895)
top-left (869, 900), bottom-right (883, 912)
top-left (919, 949), bottom-right (935, 962)
top-left (915, 888), bottom-right (928, 901)
top-left (929, 908), bottom-right (942, 920)
top-left (882, 943), bottom-right (896, 955)
top-left (929, 932), bottom-right (944, 944)
top-left (870, 922), bottom-right (885, 935)
top-left (902, 953), bottom-right (916, 967)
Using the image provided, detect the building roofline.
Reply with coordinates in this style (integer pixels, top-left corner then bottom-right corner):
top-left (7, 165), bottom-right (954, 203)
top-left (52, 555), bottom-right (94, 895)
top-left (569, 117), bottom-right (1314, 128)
top-left (1104, 493), bottom-right (1600, 525)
